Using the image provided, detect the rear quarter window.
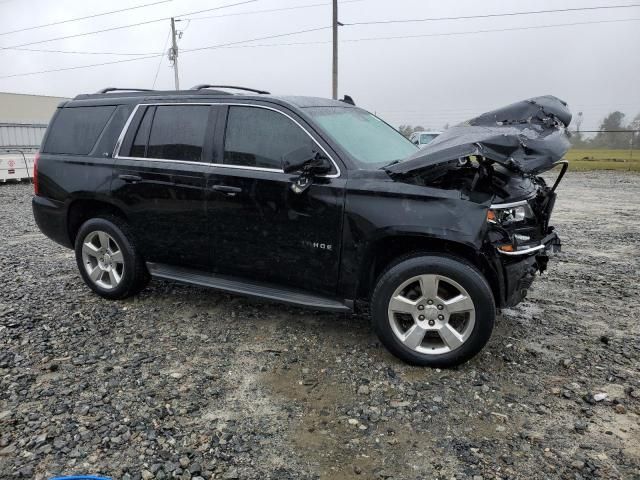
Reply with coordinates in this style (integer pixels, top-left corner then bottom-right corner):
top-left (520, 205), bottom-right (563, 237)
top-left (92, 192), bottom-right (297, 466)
top-left (43, 105), bottom-right (116, 155)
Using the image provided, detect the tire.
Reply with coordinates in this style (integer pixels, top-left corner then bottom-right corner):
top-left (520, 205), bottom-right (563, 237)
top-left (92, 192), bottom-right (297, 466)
top-left (371, 254), bottom-right (495, 367)
top-left (74, 216), bottom-right (150, 300)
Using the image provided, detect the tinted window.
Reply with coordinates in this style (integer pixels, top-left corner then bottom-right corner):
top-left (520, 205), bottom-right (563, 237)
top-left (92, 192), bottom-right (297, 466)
top-left (44, 106), bottom-right (116, 155)
top-left (307, 107), bottom-right (417, 167)
top-left (129, 107), bottom-right (154, 158)
top-left (224, 106), bottom-right (314, 169)
top-left (146, 105), bottom-right (209, 162)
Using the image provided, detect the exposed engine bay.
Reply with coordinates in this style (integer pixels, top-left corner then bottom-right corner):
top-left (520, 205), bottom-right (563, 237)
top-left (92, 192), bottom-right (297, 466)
top-left (385, 95), bottom-right (572, 178)
top-left (383, 95), bottom-right (572, 306)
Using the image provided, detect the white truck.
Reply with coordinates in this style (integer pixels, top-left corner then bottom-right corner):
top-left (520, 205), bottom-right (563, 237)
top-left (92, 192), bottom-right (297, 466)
top-left (409, 130), bottom-right (442, 148)
top-left (0, 122), bottom-right (45, 182)
top-left (0, 151), bottom-right (36, 182)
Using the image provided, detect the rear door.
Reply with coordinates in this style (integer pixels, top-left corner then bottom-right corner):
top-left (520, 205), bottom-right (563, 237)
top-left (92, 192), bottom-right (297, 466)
top-left (112, 103), bottom-right (217, 269)
top-left (206, 104), bottom-right (346, 296)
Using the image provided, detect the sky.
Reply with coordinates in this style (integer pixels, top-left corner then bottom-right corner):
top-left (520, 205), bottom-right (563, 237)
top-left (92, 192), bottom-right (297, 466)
top-left (0, 0), bottom-right (639, 130)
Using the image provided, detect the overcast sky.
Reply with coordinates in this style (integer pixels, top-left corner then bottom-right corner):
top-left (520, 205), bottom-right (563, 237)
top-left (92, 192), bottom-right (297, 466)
top-left (0, 0), bottom-right (638, 130)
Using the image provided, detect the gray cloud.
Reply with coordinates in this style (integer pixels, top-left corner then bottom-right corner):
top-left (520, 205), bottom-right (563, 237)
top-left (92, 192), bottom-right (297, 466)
top-left (0, 0), bottom-right (638, 130)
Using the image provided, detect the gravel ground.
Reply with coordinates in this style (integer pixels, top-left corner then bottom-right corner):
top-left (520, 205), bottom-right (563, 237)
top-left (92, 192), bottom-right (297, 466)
top-left (1, 172), bottom-right (639, 480)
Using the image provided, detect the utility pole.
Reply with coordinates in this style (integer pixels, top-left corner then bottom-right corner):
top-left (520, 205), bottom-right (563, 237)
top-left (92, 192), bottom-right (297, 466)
top-left (169, 17), bottom-right (180, 90)
top-left (332, 0), bottom-right (338, 100)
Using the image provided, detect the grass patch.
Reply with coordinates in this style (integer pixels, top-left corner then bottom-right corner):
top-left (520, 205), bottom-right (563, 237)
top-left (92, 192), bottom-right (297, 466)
top-left (565, 149), bottom-right (640, 171)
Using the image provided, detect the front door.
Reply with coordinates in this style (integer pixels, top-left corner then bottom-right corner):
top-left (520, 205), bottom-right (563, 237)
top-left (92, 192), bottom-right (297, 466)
top-left (207, 105), bottom-right (345, 296)
top-left (112, 103), bottom-right (216, 269)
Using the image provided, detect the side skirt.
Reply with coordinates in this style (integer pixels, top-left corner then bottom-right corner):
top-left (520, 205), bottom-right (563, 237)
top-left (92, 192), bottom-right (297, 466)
top-left (147, 262), bottom-right (353, 313)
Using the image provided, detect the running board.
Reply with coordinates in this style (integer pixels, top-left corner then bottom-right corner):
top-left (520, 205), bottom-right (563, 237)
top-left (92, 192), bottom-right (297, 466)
top-left (146, 262), bottom-right (352, 313)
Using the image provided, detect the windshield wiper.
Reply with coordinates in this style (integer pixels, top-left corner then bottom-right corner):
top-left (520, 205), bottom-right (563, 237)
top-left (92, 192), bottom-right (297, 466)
top-left (381, 159), bottom-right (402, 169)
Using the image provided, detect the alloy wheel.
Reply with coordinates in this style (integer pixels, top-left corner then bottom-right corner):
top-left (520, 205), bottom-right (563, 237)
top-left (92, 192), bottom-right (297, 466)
top-left (387, 274), bottom-right (476, 355)
top-left (81, 230), bottom-right (125, 290)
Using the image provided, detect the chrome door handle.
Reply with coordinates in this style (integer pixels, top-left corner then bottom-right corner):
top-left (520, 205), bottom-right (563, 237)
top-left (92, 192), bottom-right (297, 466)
top-left (118, 174), bottom-right (142, 183)
top-left (212, 185), bottom-right (242, 194)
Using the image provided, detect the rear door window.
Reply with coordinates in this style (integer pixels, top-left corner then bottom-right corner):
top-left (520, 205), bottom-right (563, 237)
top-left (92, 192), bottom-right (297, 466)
top-left (124, 105), bottom-right (210, 162)
top-left (223, 106), bottom-right (314, 170)
top-left (147, 105), bottom-right (209, 162)
top-left (44, 105), bottom-right (116, 155)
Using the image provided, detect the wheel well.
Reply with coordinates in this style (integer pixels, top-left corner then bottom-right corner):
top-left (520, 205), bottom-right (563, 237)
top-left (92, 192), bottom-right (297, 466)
top-left (357, 235), bottom-right (500, 304)
top-left (67, 200), bottom-right (127, 245)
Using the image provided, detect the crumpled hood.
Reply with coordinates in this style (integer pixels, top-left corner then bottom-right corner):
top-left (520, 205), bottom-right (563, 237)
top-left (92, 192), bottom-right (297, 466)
top-left (386, 95), bottom-right (572, 176)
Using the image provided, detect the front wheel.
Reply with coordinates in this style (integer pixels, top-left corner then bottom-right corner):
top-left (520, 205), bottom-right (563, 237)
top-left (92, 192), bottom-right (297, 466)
top-left (371, 254), bottom-right (495, 367)
top-left (74, 216), bottom-right (149, 300)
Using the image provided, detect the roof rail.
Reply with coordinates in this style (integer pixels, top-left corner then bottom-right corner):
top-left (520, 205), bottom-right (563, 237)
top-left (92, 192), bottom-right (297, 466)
top-left (190, 84), bottom-right (270, 95)
top-left (97, 87), bottom-right (155, 94)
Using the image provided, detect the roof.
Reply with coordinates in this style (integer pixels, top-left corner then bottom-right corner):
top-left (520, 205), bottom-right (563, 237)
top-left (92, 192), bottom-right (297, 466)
top-left (70, 88), bottom-right (354, 109)
top-left (275, 96), bottom-right (352, 108)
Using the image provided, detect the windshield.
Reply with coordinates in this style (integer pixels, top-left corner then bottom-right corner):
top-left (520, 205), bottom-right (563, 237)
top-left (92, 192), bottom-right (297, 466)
top-left (306, 107), bottom-right (418, 167)
top-left (420, 133), bottom-right (439, 144)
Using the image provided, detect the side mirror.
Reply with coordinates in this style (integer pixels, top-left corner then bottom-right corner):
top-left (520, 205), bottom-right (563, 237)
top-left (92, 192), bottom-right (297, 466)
top-left (283, 147), bottom-right (332, 194)
top-left (283, 146), bottom-right (331, 175)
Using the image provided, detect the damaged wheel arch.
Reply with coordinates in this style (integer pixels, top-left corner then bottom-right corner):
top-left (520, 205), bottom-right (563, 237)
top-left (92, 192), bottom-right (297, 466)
top-left (354, 233), bottom-right (502, 308)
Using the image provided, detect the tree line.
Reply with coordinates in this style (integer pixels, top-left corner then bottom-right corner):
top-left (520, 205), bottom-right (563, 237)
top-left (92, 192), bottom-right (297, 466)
top-left (572, 111), bottom-right (640, 149)
top-left (398, 125), bottom-right (428, 138)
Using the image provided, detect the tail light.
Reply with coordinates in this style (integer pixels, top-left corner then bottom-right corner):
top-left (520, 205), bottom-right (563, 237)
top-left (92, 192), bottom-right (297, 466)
top-left (33, 152), bottom-right (40, 195)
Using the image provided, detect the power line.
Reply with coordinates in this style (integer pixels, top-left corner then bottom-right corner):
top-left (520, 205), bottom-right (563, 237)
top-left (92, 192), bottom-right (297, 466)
top-left (0, 0), bottom-right (359, 57)
top-left (343, 3), bottom-right (640, 26)
top-left (220, 17), bottom-right (640, 47)
top-left (152, 28), bottom-right (172, 89)
top-left (0, 54), bottom-right (163, 80)
top-left (0, 0), bottom-right (259, 51)
top-left (181, 26), bottom-right (331, 54)
top-left (7, 46), bottom-right (161, 56)
top-left (1, 17), bottom-right (639, 80)
top-left (0, 26), bottom-right (331, 79)
top-left (182, 0), bottom-right (363, 21)
top-left (4, 1), bottom-right (636, 55)
top-left (1, 25), bottom-right (334, 59)
top-left (15, 10), bottom-right (640, 58)
top-left (164, 16), bottom-right (640, 50)
top-left (5, 2), bottom-right (638, 57)
top-left (1, 3), bottom-right (355, 57)
top-left (341, 17), bottom-right (640, 43)
top-left (0, 0), bottom-right (173, 37)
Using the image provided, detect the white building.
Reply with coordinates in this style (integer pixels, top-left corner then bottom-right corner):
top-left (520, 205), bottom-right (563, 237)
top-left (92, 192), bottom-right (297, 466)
top-left (0, 92), bottom-right (69, 181)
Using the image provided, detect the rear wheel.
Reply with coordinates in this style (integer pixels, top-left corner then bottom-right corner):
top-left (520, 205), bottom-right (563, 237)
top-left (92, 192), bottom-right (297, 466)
top-left (371, 254), bottom-right (495, 367)
top-left (74, 217), bottom-right (149, 299)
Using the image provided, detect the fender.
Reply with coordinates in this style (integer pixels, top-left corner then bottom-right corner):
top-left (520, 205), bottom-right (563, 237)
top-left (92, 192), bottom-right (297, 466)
top-left (337, 182), bottom-right (494, 300)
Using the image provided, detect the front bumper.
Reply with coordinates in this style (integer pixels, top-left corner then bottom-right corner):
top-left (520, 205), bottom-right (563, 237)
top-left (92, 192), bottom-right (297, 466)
top-left (496, 230), bottom-right (561, 258)
top-left (495, 230), bottom-right (561, 307)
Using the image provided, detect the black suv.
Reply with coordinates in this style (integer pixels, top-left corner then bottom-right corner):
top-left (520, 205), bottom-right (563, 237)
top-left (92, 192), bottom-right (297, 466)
top-left (33, 86), bottom-right (570, 367)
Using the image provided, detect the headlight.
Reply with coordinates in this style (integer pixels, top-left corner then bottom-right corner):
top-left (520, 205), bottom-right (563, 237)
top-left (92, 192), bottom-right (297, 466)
top-left (487, 202), bottom-right (534, 225)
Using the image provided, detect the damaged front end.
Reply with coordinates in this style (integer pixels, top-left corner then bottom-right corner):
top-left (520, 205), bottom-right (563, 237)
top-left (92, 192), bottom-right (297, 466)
top-left (385, 95), bottom-right (572, 307)
top-left (483, 172), bottom-right (565, 306)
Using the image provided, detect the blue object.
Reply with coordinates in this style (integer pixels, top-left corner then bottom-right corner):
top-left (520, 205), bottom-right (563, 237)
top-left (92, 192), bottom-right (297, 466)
top-left (49, 476), bottom-right (112, 480)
